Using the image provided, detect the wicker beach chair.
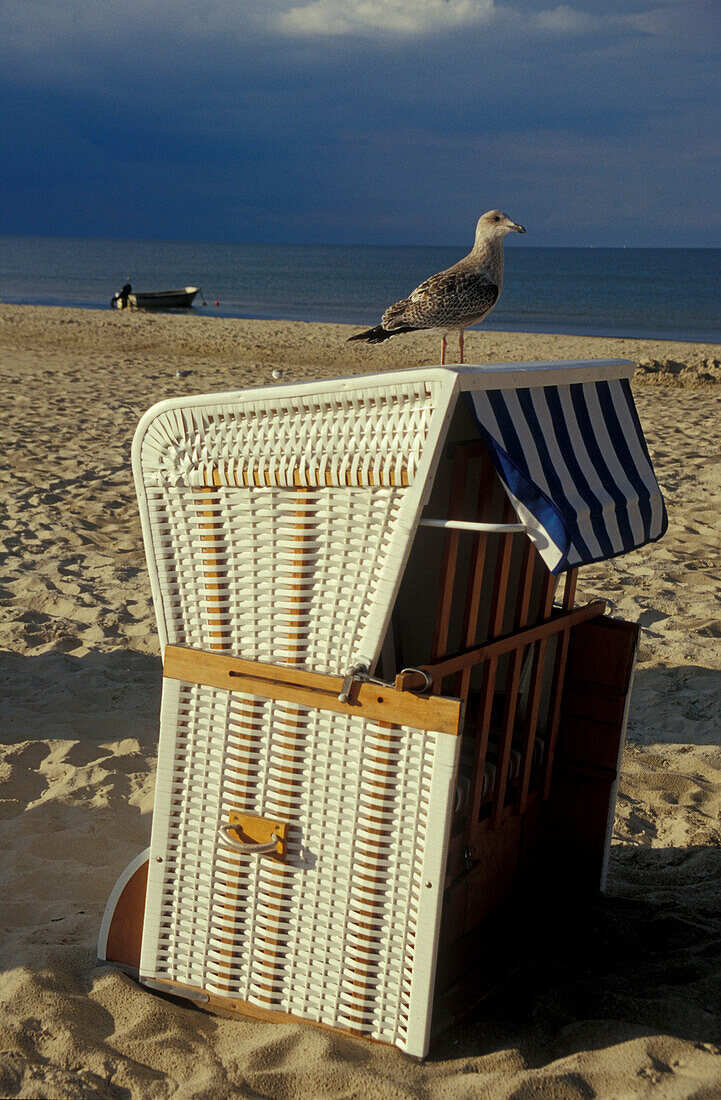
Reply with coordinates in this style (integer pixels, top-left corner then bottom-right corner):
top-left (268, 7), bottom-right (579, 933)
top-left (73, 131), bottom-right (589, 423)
top-left (99, 360), bottom-right (666, 1059)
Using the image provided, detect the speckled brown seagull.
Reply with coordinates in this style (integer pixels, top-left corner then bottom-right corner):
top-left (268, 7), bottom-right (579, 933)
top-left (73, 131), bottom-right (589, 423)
top-left (348, 209), bottom-right (525, 364)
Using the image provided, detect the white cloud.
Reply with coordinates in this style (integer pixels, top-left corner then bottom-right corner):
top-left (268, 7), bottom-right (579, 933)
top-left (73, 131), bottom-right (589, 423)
top-left (534, 5), bottom-right (605, 35)
top-left (274, 0), bottom-right (649, 40)
top-left (276, 0), bottom-right (497, 38)
top-left (0, 0), bottom-right (660, 67)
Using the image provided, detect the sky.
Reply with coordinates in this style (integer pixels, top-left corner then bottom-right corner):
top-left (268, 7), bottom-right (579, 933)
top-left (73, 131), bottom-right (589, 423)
top-left (1, 0), bottom-right (719, 247)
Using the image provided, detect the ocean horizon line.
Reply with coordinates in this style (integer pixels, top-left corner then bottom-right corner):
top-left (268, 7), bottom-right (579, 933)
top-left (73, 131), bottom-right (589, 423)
top-left (2, 236), bottom-right (719, 344)
top-left (2, 231), bottom-right (721, 251)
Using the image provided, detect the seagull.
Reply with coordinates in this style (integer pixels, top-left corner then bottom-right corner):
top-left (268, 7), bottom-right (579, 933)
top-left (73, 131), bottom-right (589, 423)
top-left (348, 210), bottom-right (525, 364)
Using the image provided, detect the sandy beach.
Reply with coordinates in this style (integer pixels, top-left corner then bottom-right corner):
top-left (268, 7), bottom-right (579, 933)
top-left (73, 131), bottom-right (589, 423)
top-left (1, 303), bottom-right (720, 1099)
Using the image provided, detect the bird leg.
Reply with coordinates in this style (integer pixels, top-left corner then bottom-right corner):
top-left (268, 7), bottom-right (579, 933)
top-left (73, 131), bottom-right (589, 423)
top-left (459, 330), bottom-right (464, 365)
top-left (440, 335), bottom-right (447, 365)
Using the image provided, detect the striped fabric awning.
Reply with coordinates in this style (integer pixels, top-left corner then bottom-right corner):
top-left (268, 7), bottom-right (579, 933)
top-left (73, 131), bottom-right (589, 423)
top-left (465, 377), bottom-right (667, 574)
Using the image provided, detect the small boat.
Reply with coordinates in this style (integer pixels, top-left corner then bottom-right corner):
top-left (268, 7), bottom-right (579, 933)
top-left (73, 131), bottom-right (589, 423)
top-left (113, 286), bottom-right (201, 310)
top-left (129, 286), bottom-right (200, 309)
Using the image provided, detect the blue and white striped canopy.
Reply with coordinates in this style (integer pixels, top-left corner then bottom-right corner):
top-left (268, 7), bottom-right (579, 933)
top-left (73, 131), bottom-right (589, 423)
top-left (466, 377), bottom-right (667, 574)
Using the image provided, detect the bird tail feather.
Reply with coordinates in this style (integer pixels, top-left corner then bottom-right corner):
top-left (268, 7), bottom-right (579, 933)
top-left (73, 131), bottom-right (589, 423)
top-left (347, 323), bottom-right (415, 345)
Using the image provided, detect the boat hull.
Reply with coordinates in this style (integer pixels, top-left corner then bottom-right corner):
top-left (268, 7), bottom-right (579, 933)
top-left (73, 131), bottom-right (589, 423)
top-left (127, 287), bottom-right (199, 309)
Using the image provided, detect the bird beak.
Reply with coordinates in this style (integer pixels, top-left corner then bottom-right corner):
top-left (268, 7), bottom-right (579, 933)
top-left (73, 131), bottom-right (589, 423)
top-left (510, 221), bottom-right (526, 234)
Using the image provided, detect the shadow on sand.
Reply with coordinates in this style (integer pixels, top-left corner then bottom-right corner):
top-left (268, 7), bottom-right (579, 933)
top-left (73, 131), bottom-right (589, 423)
top-left (1, 647), bottom-right (162, 745)
top-left (431, 842), bottom-right (721, 1063)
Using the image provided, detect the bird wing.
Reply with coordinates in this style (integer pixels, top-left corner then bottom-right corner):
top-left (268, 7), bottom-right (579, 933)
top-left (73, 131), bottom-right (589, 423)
top-left (382, 269), bottom-right (499, 331)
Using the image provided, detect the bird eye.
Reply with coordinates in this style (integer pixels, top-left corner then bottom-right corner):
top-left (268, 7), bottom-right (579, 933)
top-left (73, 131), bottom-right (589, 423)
top-left (493, 215), bottom-right (500, 222)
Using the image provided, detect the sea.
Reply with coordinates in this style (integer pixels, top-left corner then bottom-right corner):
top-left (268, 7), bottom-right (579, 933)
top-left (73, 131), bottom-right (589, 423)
top-left (1, 236), bottom-right (719, 343)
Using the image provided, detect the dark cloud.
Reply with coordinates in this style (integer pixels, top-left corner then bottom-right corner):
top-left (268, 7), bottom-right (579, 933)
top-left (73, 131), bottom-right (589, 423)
top-left (1, 1), bottom-right (719, 244)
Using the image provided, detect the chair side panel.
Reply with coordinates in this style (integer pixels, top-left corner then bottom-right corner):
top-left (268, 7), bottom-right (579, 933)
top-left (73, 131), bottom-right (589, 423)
top-left (139, 678), bottom-right (460, 1057)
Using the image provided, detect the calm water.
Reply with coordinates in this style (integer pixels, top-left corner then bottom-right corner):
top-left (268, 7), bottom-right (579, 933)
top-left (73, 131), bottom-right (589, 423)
top-left (1, 236), bottom-right (719, 342)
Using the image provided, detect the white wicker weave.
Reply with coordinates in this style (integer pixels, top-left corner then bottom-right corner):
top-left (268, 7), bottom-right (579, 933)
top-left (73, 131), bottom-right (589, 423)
top-left (141, 676), bottom-right (458, 1055)
top-left (133, 372), bottom-right (457, 672)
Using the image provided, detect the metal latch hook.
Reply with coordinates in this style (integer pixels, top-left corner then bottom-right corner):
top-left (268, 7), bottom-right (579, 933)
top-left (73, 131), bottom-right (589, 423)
top-left (337, 662), bottom-right (432, 703)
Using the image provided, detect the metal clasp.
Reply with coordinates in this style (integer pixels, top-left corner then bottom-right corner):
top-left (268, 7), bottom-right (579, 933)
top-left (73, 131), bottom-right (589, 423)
top-left (337, 662), bottom-right (432, 703)
top-left (337, 663), bottom-right (380, 703)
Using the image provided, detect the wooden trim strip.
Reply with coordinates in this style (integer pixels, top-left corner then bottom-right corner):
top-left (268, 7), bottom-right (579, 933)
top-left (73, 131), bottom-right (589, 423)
top-left (250, 488), bottom-right (316, 1008)
top-left (541, 567), bottom-right (579, 797)
top-left (430, 446), bottom-right (469, 669)
top-left (562, 567), bottom-right (578, 611)
top-left (141, 974), bottom-right (390, 1044)
top-left (515, 572), bottom-right (556, 813)
top-left (464, 659), bottom-right (497, 855)
top-left (197, 486), bottom-right (232, 651)
top-left (163, 645), bottom-right (463, 737)
top-left (417, 600), bottom-right (606, 686)
top-left (490, 540), bottom-right (537, 828)
top-left (456, 451), bottom-right (493, 703)
top-left (206, 465), bottom-right (410, 489)
top-left (346, 720), bottom-right (402, 1033)
top-left (195, 488), bottom-right (244, 990)
top-left (463, 496), bottom-right (515, 853)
